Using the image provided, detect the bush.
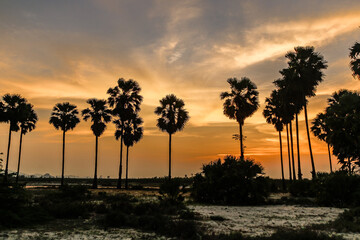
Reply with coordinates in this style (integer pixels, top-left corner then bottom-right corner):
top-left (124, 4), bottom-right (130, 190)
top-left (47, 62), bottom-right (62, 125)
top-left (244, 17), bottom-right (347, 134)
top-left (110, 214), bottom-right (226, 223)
top-left (191, 155), bottom-right (269, 205)
top-left (315, 172), bottom-right (360, 207)
top-left (289, 179), bottom-right (316, 197)
top-left (159, 179), bottom-right (185, 204)
top-left (331, 207), bottom-right (360, 232)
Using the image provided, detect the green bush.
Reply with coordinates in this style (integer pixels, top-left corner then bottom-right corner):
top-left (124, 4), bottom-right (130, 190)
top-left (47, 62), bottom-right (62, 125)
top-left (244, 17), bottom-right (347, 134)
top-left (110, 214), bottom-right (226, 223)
top-left (191, 155), bottom-right (269, 205)
top-left (289, 179), bottom-right (316, 197)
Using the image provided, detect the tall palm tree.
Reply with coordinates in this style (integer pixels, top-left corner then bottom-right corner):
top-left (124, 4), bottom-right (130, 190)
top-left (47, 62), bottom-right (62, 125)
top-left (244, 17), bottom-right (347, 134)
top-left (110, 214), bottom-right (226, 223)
top-left (122, 115), bottom-right (143, 189)
top-left (155, 94), bottom-right (189, 179)
top-left (311, 113), bottom-right (333, 173)
top-left (16, 103), bottom-right (38, 183)
top-left (274, 79), bottom-right (298, 180)
top-left (82, 99), bottom-right (112, 189)
top-left (263, 90), bottom-right (286, 189)
top-left (281, 47), bottom-right (327, 179)
top-left (49, 102), bottom-right (80, 187)
top-left (349, 42), bottom-right (360, 80)
top-left (2, 94), bottom-right (26, 182)
top-left (107, 78), bottom-right (142, 189)
top-left (220, 77), bottom-right (259, 159)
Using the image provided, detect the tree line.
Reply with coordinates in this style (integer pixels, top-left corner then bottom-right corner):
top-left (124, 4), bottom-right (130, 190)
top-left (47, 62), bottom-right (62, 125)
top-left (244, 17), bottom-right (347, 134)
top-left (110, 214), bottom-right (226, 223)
top-left (1, 79), bottom-right (189, 189)
top-left (1, 42), bottom-right (359, 188)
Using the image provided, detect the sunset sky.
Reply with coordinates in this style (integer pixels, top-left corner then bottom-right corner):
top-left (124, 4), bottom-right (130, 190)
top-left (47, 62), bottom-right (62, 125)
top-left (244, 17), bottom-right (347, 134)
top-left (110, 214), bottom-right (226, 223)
top-left (1, 0), bottom-right (360, 179)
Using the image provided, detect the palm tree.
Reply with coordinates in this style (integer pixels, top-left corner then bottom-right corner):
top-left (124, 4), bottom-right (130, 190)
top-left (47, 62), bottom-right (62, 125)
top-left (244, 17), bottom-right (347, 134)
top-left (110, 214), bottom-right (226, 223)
top-left (82, 99), bottom-right (112, 188)
top-left (274, 79), bottom-right (298, 180)
top-left (281, 47), bottom-right (327, 179)
top-left (16, 103), bottom-right (38, 184)
top-left (155, 94), bottom-right (189, 179)
top-left (2, 94), bottom-right (26, 182)
top-left (263, 90), bottom-right (286, 189)
top-left (311, 113), bottom-right (333, 173)
top-left (107, 78), bottom-right (142, 189)
top-left (349, 42), bottom-right (360, 79)
top-left (220, 77), bottom-right (259, 159)
top-left (122, 114), bottom-right (143, 189)
top-left (49, 102), bottom-right (80, 187)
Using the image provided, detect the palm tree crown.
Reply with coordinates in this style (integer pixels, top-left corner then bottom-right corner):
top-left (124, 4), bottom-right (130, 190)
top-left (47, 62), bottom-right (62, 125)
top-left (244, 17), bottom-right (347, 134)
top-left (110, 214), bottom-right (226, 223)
top-left (107, 78), bottom-right (143, 121)
top-left (3, 94), bottom-right (27, 131)
top-left (155, 94), bottom-right (189, 134)
top-left (19, 103), bottom-right (38, 135)
top-left (123, 115), bottom-right (143, 147)
top-left (263, 90), bottom-right (284, 132)
top-left (220, 77), bottom-right (259, 125)
top-left (49, 102), bottom-right (80, 132)
top-left (82, 99), bottom-right (112, 136)
top-left (349, 42), bottom-right (360, 80)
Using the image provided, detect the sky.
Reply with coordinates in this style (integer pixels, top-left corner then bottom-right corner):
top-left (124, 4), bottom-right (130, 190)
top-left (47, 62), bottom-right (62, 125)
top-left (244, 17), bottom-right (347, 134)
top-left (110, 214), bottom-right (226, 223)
top-left (0, 0), bottom-right (360, 179)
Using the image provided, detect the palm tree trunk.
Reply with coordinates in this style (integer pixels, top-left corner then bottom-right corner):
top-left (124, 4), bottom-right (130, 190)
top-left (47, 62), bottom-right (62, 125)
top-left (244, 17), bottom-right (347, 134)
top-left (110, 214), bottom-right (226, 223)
top-left (4, 126), bottom-right (12, 182)
top-left (286, 124), bottom-right (292, 181)
top-left (278, 131), bottom-right (285, 190)
top-left (327, 143), bottom-right (333, 173)
top-left (16, 132), bottom-right (24, 184)
top-left (239, 122), bottom-right (244, 159)
top-left (93, 136), bottom-right (98, 189)
top-left (125, 146), bottom-right (129, 189)
top-left (169, 133), bottom-right (172, 179)
top-left (304, 102), bottom-right (316, 179)
top-left (117, 135), bottom-right (123, 189)
top-left (289, 121), bottom-right (296, 180)
top-left (295, 114), bottom-right (302, 180)
top-left (61, 130), bottom-right (65, 187)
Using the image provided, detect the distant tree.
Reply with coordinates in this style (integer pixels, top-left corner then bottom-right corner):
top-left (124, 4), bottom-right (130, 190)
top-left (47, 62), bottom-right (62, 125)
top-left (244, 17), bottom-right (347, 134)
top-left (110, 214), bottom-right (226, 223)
top-left (263, 90), bottom-right (286, 189)
top-left (311, 113), bottom-right (333, 173)
top-left (155, 94), bottom-right (189, 179)
top-left (220, 77), bottom-right (259, 159)
top-left (16, 103), bottom-right (38, 183)
top-left (122, 114), bottom-right (143, 189)
top-left (82, 99), bottom-right (112, 188)
top-left (317, 90), bottom-right (360, 173)
top-left (49, 102), bottom-right (80, 187)
top-left (349, 42), bottom-right (360, 79)
top-left (279, 47), bottom-right (327, 179)
top-left (107, 78), bottom-right (142, 189)
top-left (2, 94), bottom-right (26, 182)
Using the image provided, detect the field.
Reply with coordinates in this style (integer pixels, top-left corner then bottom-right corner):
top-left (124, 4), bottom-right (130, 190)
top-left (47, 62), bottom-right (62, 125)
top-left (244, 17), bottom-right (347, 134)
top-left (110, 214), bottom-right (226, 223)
top-left (1, 179), bottom-right (360, 240)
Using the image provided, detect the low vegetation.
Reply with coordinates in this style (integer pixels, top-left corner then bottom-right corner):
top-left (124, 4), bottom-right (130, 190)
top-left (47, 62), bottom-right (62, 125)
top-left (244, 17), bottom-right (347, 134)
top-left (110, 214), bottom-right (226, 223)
top-left (191, 155), bottom-right (269, 205)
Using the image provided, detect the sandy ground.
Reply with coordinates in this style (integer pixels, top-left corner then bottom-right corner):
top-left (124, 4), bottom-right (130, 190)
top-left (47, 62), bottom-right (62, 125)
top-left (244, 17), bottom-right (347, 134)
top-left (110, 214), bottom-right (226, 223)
top-left (2, 203), bottom-right (360, 239)
top-left (190, 204), bottom-right (360, 239)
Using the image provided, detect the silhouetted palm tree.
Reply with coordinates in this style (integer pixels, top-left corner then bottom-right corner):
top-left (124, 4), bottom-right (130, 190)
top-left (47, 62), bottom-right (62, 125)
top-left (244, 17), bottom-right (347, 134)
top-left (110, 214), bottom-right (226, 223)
top-left (277, 69), bottom-right (304, 180)
top-left (82, 99), bottom-right (112, 188)
top-left (220, 77), bottom-right (259, 159)
top-left (16, 103), bottom-right (38, 183)
top-left (311, 113), bottom-right (333, 173)
top-left (349, 42), bottom-right (360, 79)
top-left (107, 78), bottom-right (142, 189)
top-left (281, 47), bottom-right (327, 179)
top-left (155, 94), bottom-right (189, 179)
top-left (263, 90), bottom-right (286, 189)
top-left (2, 94), bottom-right (26, 182)
top-left (49, 102), bottom-right (80, 187)
top-left (274, 79), bottom-right (298, 180)
top-left (122, 114), bottom-right (143, 189)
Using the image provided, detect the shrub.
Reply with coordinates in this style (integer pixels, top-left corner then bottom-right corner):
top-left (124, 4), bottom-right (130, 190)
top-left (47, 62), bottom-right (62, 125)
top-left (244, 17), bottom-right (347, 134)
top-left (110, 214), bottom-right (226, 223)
top-left (191, 155), bottom-right (269, 205)
top-left (159, 179), bottom-right (185, 204)
top-left (315, 172), bottom-right (360, 207)
top-left (289, 179), bottom-right (316, 197)
top-left (331, 207), bottom-right (360, 232)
